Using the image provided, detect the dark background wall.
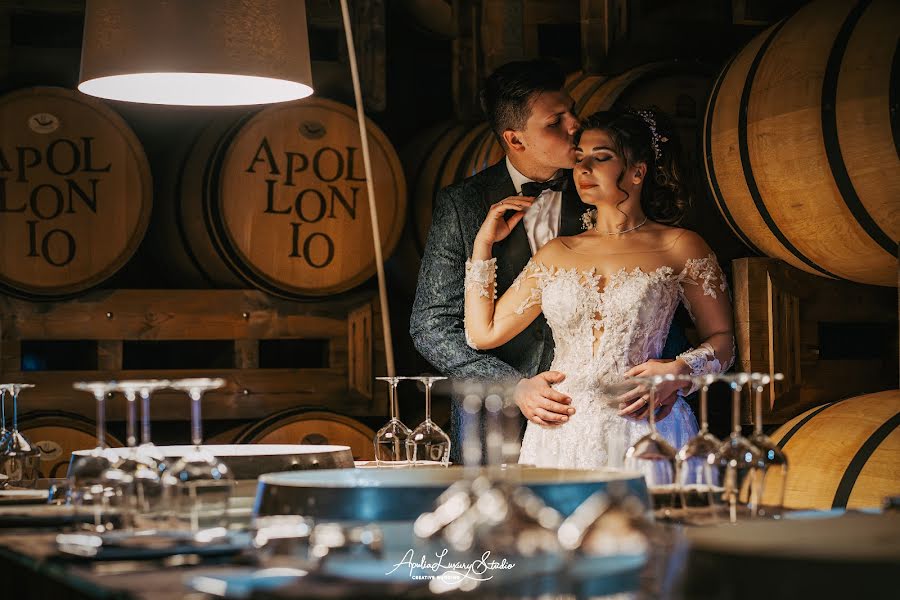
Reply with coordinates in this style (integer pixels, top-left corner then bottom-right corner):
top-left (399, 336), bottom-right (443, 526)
top-left (0, 0), bottom-right (857, 442)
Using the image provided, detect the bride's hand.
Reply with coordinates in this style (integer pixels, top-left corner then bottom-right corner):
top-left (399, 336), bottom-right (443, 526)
top-left (474, 196), bottom-right (534, 250)
top-left (617, 359), bottom-right (691, 422)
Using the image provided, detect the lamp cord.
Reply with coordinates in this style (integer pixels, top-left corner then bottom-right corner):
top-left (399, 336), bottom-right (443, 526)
top-left (339, 0), bottom-right (396, 378)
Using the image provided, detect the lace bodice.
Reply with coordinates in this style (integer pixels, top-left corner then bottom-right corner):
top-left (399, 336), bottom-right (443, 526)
top-left (483, 254), bottom-right (732, 391)
top-left (463, 250), bottom-right (734, 471)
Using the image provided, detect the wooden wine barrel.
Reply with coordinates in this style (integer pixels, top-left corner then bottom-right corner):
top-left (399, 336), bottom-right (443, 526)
top-left (235, 409), bottom-right (376, 461)
top-left (704, 0), bottom-right (899, 287)
top-left (0, 87), bottom-right (152, 299)
top-left (19, 412), bottom-right (123, 479)
top-left (763, 389), bottom-right (900, 510)
top-left (205, 422), bottom-right (252, 445)
top-left (404, 122), bottom-right (491, 252)
top-left (178, 98), bottom-right (406, 298)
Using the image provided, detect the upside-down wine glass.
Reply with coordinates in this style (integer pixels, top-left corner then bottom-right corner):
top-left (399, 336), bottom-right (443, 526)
top-left (137, 380), bottom-right (170, 464)
top-left (405, 376), bottom-right (451, 466)
top-left (373, 376), bottom-right (412, 464)
top-left (623, 375), bottom-right (678, 515)
top-left (71, 381), bottom-right (120, 530)
top-left (0, 383), bottom-right (39, 488)
top-left (114, 380), bottom-right (169, 528)
top-left (676, 374), bottom-right (723, 518)
top-left (713, 373), bottom-right (762, 523)
top-left (162, 378), bottom-right (232, 532)
top-left (748, 372), bottom-right (787, 517)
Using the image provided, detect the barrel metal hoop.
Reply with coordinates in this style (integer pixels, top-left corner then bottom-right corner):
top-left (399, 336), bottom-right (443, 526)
top-left (704, 52), bottom-right (763, 255)
top-left (776, 400), bottom-right (842, 450)
top-left (831, 410), bottom-right (900, 508)
top-left (738, 18), bottom-right (843, 280)
top-left (821, 0), bottom-right (895, 257)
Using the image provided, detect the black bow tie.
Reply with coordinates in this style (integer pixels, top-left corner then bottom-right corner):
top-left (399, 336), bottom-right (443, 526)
top-left (521, 176), bottom-right (568, 197)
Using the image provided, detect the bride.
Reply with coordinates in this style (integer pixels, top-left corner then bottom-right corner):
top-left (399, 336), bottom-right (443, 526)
top-left (463, 109), bottom-right (735, 469)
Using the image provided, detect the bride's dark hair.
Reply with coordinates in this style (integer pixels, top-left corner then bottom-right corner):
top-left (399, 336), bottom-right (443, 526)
top-left (574, 108), bottom-right (689, 225)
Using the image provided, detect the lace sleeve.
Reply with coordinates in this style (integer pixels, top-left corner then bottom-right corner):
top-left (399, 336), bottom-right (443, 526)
top-left (676, 253), bottom-right (735, 394)
top-left (511, 259), bottom-right (546, 314)
top-left (464, 257), bottom-right (547, 351)
top-left (464, 258), bottom-right (497, 349)
top-left (677, 254), bottom-right (728, 320)
top-left (465, 258), bottom-right (497, 300)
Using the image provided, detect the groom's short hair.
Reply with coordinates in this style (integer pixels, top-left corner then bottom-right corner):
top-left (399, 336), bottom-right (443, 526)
top-left (480, 59), bottom-right (566, 149)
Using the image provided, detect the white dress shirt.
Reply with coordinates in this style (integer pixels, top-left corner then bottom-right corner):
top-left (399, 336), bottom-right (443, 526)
top-left (505, 157), bottom-right (562, 254)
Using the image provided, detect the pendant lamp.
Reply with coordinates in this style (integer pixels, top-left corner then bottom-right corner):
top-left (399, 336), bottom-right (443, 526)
top-left (78, 0), bottom-right (314, 106)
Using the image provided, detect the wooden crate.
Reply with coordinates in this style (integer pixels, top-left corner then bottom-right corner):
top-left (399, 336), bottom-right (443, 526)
top-left (732, 258), bottom-right (897, 425)
top-left (0, 289), bottom-right (387, 422)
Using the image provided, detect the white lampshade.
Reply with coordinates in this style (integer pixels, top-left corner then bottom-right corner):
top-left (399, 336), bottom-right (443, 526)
top-left (79, 0), bottom-right (314, 106)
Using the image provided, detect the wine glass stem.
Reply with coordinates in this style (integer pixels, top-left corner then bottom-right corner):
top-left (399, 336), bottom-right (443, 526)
top-left (141, 392), bottom-right (152, 445)
top-left (424, 383), bottom-right (432, 422)
top-left (647, 385), bottom-right (657, 433)
top-left (11, 390), bottom-right (19, 431)
top-left (731, 385), bottom-right (741, 435)
top-left (191, 392), bottom-right (203, 447)
top-left (389, 383), bottom-right (398, 420)
top-left (754, 385), bottom-right (764, 436)
top-left (1, 391), bottom-right (6, 431)
top-left (96, 394), bottom-right (106, 449)
top-left (700, 385), bottom-right (709, 432)
top-left (126, 397), bottom-right (137, 447)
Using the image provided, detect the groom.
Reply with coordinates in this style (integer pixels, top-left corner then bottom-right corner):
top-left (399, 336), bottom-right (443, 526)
top-left (410, 60), bottom-right (687, 462)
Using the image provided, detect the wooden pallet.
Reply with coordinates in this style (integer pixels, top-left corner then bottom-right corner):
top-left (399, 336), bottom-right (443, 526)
top-left (732, 258), bottom-right (897, 425)
top-left (0, 289), bottom-right (387, 422)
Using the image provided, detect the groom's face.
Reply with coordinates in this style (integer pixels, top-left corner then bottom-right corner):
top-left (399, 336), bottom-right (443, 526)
top-left (514, 90), bottom-right (579, 170)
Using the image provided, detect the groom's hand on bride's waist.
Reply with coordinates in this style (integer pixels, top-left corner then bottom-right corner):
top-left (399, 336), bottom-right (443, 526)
top-left (515, 371), bottom-right (574, 427)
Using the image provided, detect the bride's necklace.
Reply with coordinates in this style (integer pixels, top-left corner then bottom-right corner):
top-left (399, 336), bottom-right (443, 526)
top-left (596, 216), bottom-right (648, 236)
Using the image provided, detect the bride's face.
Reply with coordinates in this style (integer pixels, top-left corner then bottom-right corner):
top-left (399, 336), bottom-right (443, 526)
top-left (573, 129), bottom-right (644, 206)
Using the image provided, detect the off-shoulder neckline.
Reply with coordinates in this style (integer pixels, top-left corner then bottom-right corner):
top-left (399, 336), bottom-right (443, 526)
top-left (521, 254), bottom-right (718, 282)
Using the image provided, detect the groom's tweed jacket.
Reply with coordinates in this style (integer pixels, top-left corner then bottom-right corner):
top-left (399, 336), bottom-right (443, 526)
top-left (409, 161), bottom-right (689, 462)
top-left (411, 162), bottom-right (590, 383)
top-left (409, 161), bottom-right (588, 463)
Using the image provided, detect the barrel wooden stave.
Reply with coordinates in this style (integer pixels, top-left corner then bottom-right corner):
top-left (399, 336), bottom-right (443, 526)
top-left (835, 0), bottom-right (899, 249)
top-left (217, 98), bottom-right (406, 297)
top-left (173, 99), bottom-right (406, 299)
top-left (705, 0), bottom-right (899, 287)
top-left (765, 389), bottom-right (900, 510)
top-left (0, 87), bottom-right (152, 298)
top-left (236, 410), bottom-right (376, 461)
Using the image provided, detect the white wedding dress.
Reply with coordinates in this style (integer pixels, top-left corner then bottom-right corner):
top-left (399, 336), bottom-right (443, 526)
top-left (466, 253), bottom-right (734, 471)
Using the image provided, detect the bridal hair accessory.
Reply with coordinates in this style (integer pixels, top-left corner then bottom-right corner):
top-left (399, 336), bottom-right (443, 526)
top-left (632, 109), bottom-right (668, 163)
top-left (581, 209), bottom-right (649, 235)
